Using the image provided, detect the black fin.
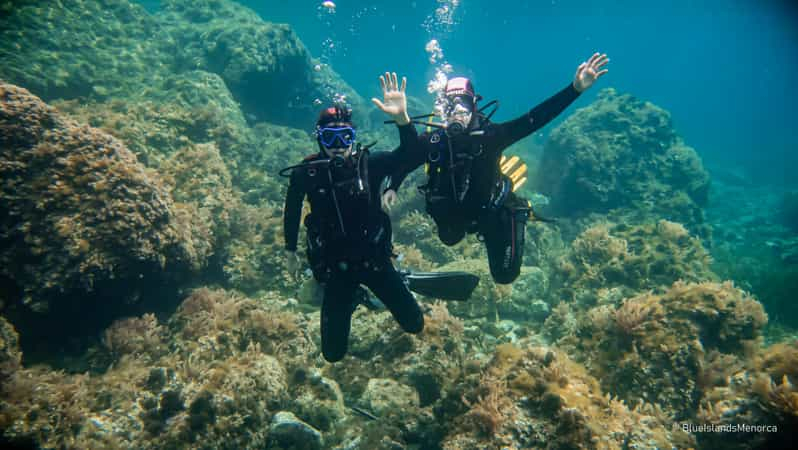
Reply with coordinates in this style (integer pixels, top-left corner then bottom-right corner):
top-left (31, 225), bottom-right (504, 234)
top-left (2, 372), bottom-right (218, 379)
top-left (404, 271), bottom-right (480, 301)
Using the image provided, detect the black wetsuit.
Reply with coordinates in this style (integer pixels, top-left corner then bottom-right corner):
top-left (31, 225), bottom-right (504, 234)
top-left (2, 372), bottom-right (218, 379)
top-left (284, 148), bottom-right (423, 362)
top-left (389, 82), bottom-right (581, 284)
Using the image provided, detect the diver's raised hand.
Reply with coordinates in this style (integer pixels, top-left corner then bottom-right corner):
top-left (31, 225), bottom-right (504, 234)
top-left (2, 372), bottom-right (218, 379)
top-left (573, 52), bottom-right (609, 93)
top-left (381, 189), bottom-right (398, 212)
top-left (372, 72), bottom-right (410, 125)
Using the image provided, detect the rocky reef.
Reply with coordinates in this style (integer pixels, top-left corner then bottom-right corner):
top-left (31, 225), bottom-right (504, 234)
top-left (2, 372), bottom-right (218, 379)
top-left (550, 220), bottom-right (716, 307)
top-left (696, 340), bottom-right (798, 450)
top-left (54, 70), bottom-right (252, 168)
top-left (0, 289), bottom-right (307, 449)
top-left (537, 88), bottom-right (710, 233)
top-left (440, 343), bottom-right (688, 449)
top-left (3, 266), bottom-right (792, 449)
top-left (562, 281), bottom-right (767, 419)
top-left (0, 0), bottom-right (168, 101)
top-left (158, 0), bottom-right (368, 128)
top-left (0, 0), bottom-right (366, 129)
top-left (0, 82), bottom-right (205, 351)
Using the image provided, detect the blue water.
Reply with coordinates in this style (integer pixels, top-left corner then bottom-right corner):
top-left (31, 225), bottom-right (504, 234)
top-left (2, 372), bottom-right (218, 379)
top-left (138, 0), bottom-right (798, 184)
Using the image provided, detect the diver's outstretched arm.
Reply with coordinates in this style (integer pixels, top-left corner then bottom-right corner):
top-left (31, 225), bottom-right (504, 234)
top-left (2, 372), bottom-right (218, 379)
top-left (492, 52), bottom-right (610, 153)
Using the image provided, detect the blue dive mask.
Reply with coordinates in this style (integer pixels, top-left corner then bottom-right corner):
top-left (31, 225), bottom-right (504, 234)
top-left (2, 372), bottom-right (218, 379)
top-left (317, 126), bottom-right (356, 149)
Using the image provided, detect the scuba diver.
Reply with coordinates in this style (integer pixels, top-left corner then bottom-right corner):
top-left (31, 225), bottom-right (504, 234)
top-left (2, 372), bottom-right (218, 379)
top-left (282, 105), bottom-right (424, 362)
top-left (374, 53), bottom-right (609, 284)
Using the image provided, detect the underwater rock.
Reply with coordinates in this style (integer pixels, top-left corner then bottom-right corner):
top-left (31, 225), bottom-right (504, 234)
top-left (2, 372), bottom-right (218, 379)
top-left (527, 299), bottom-right (551, 322)
top-left (537, 88), bottom-right (710, 229)
top-left (392, 243), bottom-right (436, 273)
top-left (566, 281), bottom-right (768, 420)
top-left (158, 0), bottom-right (367, 129)
top-left (697, 340), bottom-right (798, 450)
top-left (345, 308), bottom-right (403, 360)
top-left (50, 71), bottom-right (269, 273)
top-left (268, 411), bottom-right (324, 450)
top-left (499, 266), bottom-right (550, 321)
top-left (153, 141), bottom-right (236, 273)
top-left (361, 378), bottom-right (420, 417)
top-left (56, 70), bottom-right (253, 167)
top-left (161, 141), bottom-right (297, 296)
top-left (0, 288), bottom-right (300, 449)
top-left (0, 82), bottom-right (199, 332)
top-left (246, 121), bottom-right (315, 203)
top-left (102, 313), bottom-right (167, 363)
top-left (59, 92), bottom-right (302, 296)
top-left (551, 220), bottom-right (715, 307)
top-left (516, 266), bottom-right (549, 299)
top-left (486, 319), bottom-right (533, 345)
top-left (172, 288), bottom-right (313, 365)
top-left (143, 69), bottom-right (252, 165)
top-left (0, 317), bottom-right (21, 380)
top-left (53, 68), bottom-right (266, 213)
top-left (0, 0), bottom-right (366, 129)
top-left (441, 342), bottom-right (685, 449)
top-left (334, 437), bottom-right (363, 450)
top-left (291, 370), bottom-right (347, 433)
top-left (523, 220), bottom-right (568, 270)
top-left (0, 0), bottom-right (168, 101)
top-left (542, 302), bottom-right (578, 343)
top-left (326, 300), bottom-right (468, 413)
